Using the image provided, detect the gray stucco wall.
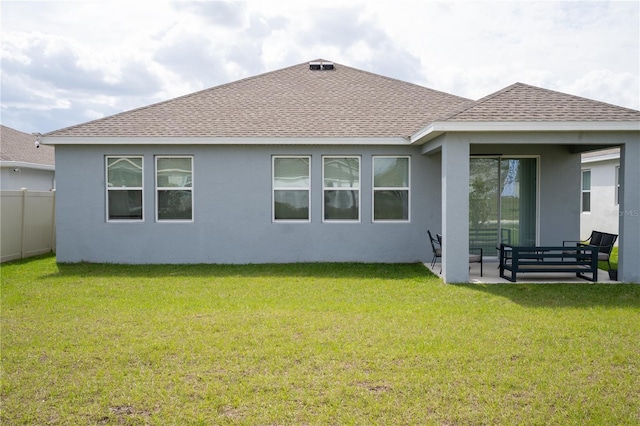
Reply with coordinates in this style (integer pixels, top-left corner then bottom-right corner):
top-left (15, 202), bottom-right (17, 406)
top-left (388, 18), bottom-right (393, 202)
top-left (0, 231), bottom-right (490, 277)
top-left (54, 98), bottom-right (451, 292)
top-left (55, 130), bottom-right (639, 281)
top-left (619, 141), bottom-right (640, 282)
top-left (55, 144), bottom-right (441, 264)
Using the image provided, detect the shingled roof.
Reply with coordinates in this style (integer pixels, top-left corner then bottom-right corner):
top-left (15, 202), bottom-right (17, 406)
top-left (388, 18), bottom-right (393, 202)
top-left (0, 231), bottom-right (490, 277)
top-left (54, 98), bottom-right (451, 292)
top-left (1, 125), bottom-right (55, 166)
top-left (45, 60), bottom-right (471, 139)
top-left (441, 82), bottom-right (640, 122)
top-left (43, 62), bottom-right (640, 141)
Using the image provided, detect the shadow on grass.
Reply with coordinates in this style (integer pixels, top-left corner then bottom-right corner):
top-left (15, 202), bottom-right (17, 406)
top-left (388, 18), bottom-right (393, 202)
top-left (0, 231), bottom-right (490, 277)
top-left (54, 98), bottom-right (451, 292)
top-left (452, 282), bottom-right (640, 308)
top-left (39, 256), bottom-right (436, 281)
top-left (13, 255), bottom-right (639, 309)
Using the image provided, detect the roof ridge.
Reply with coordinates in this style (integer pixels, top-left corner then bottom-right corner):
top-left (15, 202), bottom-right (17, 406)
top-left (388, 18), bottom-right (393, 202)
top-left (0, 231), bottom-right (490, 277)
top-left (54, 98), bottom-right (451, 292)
top-left (44, 59), bottom-right (473, 138)
top-left (300, 60), bottom-right (472, 134)
top-left (42, 60), bottom-right (637, 139)
top-left (438, 82), bottom-right (640, 122)
top-left (338, 62), bottom-right (472, 102)
top-left (514, 82), bottom-right (640, 114)
top-left (439, 82), bottom-right (524, 121)
top-left (44, 60), bottom-right (314, 137)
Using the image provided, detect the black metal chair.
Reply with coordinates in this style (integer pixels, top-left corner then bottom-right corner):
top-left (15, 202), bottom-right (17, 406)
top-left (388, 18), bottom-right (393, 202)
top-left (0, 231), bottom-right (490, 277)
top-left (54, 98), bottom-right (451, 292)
top-left (564, 230), bottom-right (618, 270)
top-left (428, 230), bottom-right (483, 276)
top-left (427, 230), bottom-right (442, 269)
top-left (469, 247), bottom-right (484, 277)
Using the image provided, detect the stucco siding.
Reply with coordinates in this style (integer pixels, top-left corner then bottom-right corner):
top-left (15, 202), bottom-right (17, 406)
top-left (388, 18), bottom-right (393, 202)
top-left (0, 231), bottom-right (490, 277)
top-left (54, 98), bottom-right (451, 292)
top-left (55, 144), bottom-right (440, 264)
top-left (537, 145), bottom-right (582, 246)
top-left (619, 142), bottom-right (640, 282)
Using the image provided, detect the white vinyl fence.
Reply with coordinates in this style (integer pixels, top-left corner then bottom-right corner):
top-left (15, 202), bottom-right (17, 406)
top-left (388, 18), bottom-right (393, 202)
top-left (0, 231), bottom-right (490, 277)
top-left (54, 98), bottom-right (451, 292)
top-left (1, 189), bottom-right (56, 262)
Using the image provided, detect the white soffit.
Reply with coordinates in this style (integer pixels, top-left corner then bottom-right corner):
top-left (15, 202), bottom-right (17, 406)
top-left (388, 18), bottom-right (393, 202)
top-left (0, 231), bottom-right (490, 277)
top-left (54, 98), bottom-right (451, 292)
top-left (581, 153), bottom-right (620, 163)
top-left (411, 121), bottom-right (640, 144)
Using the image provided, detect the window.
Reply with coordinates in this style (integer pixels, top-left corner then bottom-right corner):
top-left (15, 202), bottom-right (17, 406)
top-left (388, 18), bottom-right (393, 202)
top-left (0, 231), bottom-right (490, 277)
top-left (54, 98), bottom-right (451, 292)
top-left (156, 156), bottom-right (193, 221)
top-left (581, 169), bottom-right (591, 213)
top-left (323, 156), bottom-right (360, 221)
top-left (373, 156), bottom-right (410, 221)
top-left (273, 156), bottom-right (310, 221)
top-left (615, 166), bottom-right (620, 206)
top-left (470, 157), bottom-right (538, 253)
top-left (106, 156), bottom-right (143, 221)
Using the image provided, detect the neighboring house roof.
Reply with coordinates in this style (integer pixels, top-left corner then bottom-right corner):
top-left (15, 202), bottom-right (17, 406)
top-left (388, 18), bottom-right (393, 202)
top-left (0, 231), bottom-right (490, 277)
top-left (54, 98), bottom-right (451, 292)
top-left (441, 83), bottom-right (640, 122)
top-left (1, 125), bottom-right (55, 167)
top-left (582, 147), bottom-right (620, 163)
top-left (44, 60), bottom-right (471, 139)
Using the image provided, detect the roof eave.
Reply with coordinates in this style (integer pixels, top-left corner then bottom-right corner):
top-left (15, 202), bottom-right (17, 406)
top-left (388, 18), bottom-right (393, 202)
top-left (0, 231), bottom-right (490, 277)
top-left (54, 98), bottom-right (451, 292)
top-left (41, 136), bottom-right (412, 146)
top-left (410, 121), bottom-right (640, 144)
top-left (581, 152), bottom-right (620, 163)
top-left (0, 161), bottom-right (55, 171)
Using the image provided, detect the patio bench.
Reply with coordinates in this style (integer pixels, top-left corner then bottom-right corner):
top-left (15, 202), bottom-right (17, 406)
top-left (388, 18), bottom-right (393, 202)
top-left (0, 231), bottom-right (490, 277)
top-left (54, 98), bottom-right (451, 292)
top-left (499, 243), bottom-right (598, 282)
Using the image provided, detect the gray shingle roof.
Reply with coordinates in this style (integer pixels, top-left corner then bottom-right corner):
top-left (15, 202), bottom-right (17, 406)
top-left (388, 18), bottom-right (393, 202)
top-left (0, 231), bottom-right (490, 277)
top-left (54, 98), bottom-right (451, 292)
top-left (43, 64), bottom-right (640, 140)
top-left (1, 125), bottom-right (55, 166)
top-left (442, 83), bottom-right (640, 122)
top-left (45, 60), bottom-right (471, 139)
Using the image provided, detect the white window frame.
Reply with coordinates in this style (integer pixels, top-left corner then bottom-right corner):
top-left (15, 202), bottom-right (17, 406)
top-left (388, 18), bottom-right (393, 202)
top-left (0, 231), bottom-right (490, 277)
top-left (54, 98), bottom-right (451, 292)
top-left (272, 155), bottom-right (311, 223)
top-left (581, 169), bottom-right (591, 213)
top-left (372, 155), bottom-right (411, 223)
top-left (105, 156), bottom-right (144, 223)
top-left (322, 155), bottom-right (361, 223)
top-left (155, 155), bottom-right (194, 222)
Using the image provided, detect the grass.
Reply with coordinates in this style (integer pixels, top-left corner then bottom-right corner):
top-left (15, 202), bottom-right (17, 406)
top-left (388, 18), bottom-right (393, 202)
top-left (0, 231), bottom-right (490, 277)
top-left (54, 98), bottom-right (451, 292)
top-left (2, 255), bottom-right (639, 425)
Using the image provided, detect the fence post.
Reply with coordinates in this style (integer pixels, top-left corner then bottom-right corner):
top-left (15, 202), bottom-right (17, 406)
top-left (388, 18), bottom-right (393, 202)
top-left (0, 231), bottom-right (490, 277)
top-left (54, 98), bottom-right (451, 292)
top-left (21, 188), bottom-right (28, 259)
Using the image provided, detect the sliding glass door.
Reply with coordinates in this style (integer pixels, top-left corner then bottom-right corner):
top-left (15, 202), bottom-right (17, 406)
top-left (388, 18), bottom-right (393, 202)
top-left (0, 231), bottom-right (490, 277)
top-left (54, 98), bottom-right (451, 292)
top-left (469, 157), bottom-right (538, 255)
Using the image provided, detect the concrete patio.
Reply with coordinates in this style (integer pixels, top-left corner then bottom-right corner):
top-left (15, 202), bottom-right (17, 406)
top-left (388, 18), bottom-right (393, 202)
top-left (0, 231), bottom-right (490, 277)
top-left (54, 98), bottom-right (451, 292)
top-left (426, 259), bottom-right (619, 284)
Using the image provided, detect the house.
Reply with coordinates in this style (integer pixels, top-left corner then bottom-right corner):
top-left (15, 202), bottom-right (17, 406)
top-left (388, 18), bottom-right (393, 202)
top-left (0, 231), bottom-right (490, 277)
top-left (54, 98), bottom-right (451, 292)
top-left (42, 60), bottom-right (640, 283)
top-left (580, 148), bottom-right (621, 241)
top-left (1, 125), bottom-right (55, 191)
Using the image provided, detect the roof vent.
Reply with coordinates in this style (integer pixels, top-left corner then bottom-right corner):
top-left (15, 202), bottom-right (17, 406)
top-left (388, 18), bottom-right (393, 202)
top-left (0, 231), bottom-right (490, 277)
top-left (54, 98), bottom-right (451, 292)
top-left (309, 61), bottom-right (335, 71)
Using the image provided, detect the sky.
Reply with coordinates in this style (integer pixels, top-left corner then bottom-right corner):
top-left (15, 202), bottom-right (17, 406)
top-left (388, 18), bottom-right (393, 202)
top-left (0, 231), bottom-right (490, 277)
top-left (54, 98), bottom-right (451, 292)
top-left (1, 0), bottom-right (639, 134)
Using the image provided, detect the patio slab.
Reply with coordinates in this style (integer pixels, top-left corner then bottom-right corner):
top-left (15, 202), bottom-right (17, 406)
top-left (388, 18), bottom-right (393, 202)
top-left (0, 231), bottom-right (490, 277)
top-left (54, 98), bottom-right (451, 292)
top-left (426, 260), bottom-right (618, 284)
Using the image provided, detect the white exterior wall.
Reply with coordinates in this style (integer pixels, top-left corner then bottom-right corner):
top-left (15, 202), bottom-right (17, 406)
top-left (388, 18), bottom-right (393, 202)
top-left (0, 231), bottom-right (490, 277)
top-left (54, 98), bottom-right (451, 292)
top-left (580, 157), bottom-right (620, 241)
top-left (1, 165), bottom-right (55, 191)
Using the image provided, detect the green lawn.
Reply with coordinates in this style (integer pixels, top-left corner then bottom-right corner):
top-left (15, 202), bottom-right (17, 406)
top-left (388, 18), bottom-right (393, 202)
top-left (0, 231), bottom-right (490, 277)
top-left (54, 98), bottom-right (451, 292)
top-left (2, 255), bottom-right (639, 425)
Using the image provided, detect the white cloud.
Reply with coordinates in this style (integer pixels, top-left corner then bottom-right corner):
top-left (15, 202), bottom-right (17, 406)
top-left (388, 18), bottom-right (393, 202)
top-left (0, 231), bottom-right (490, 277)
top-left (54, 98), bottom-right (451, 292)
top-left (0, 0), bottom-right (638, 133)
top-left (569, 69), bottom-right (640, 109)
